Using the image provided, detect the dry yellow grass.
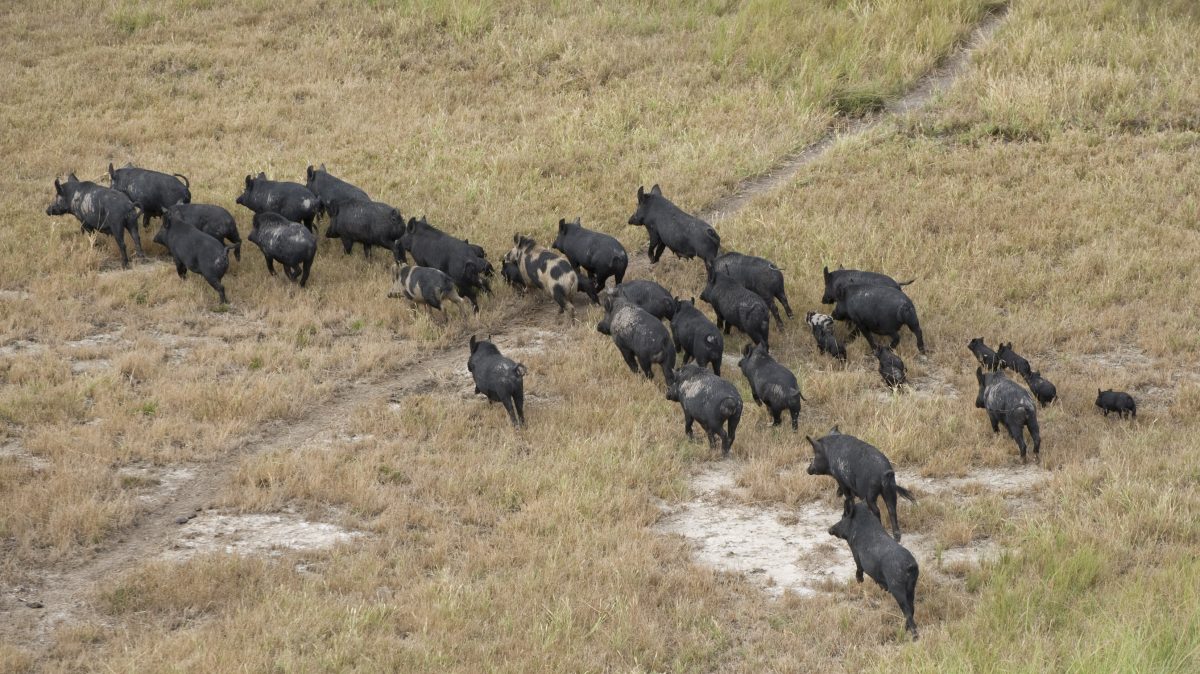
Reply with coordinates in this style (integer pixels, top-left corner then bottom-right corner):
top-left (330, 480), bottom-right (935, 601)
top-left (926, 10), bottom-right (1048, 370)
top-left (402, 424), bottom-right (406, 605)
top-left (2, 0), bottom-right (1199, 671)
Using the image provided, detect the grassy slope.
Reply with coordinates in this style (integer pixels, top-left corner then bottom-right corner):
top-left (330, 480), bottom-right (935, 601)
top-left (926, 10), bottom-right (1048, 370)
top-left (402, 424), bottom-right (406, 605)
top-left (2, 0), bottom-right (1199, 671)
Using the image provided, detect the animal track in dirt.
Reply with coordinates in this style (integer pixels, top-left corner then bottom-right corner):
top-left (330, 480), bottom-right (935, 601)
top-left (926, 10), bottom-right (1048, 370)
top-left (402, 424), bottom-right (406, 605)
top-left (160, 510), bottom-right (366, 562)
top-left (654, 460), bottom-right (1036, 598)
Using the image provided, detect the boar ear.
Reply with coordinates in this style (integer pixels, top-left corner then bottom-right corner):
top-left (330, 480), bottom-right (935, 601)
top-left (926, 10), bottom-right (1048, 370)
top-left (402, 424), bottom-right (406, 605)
top-left (830, 424), bottom-right (840, 433)
top-left (306, 165), bottom-right (314, 179)
top-left (650, 184), bottom-right (662, 196)
top-left (558, 218), bottom-right (567, 232)
top-left (822, 266), bottom-right (829, 279)
top-left (107, 163), bottom-right (115, 177)
top-left (742, 343), bottom-right (752, 357)
top-left (245, 175), bottom-right (253, 188)
top-left (53, 178), bottom-right (62, 194)
top-left (469, 335), bottom-right (477, 350)
top-left (68, 172), bottom-right (78, 181)
top-left (513, 233), bottom-right (520, 244)
top-left (636, 185), bottom-right (645, 202)
top-left (572, 217), bottom-right (580, 226)
top-left (257, 171), bottom-right (266, 179)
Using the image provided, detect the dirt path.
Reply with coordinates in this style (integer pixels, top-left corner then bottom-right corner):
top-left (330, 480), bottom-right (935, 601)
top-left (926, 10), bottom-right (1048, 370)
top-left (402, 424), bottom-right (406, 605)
top-left (3, 4), bottom-right (1009, 656)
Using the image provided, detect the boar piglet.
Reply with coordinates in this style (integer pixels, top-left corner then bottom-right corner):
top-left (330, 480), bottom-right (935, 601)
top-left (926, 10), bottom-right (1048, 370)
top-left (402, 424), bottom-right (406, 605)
top-left (504, 235), bottom-right (578, 314)
top-left (665, 364), bottom-right (742, 455)
top-left (738, 344), bottom-right (804, 430)
top-left (996, 342), bottom-right (1031, 377)
top-left (975, 368), bottom-right (1041, 463)
top-left (389, 264), bottom-right (467, 316)
top-left (305, 164), bottom-right (369, 220)
top-left (806, 311), bottom-right (846, 362)
top-left (165, 203), bottom-right (241, 260)
top-left (1095, 389), bottom-right (1136, 418)
top-left (832, 283), bottom-right (925, 353)
top-left (236, 173), bottom-right (319, 231)
top-left (468, 336), bottom-right (526, 428)
top-left (501, 259), bottom-right (527, 290)
top-left (710, 251), bottom-right (792, 328)
top-left (820, 265), bottom-right (914, 305)
top-left (399, 217), bottom-right (491, 312)
top-left (153, 212), bottom-right (234, 304)
top-left (628, 184), bottom-right (720, 264)
top-left (612, 280), bottom-right (676, 320)
top-left (875, 345), bottom-right (907, 389)
top-left (1023, 371), bottom-right (1057, 407)
top-left (700, 270), bottom-right (770, 350)
top-left (551, 217), bottom-right (628, 302)
top-left (967, 337), bottom-right (1000, 371)
top-left (46, 175), bottom-right (145, 268)
top-left (806, 426), bottom-right (916, 541)
top-left (670, 297), bottom-right (723, 376)
top-left (108, 163), bottom-right (191, 228)
top-left (247, 213), bottom-right (317, 286)
top-left (828, 503), bottom-right (920, 638)
top-left (596, 295), bottom-right (675, 383)
top-left (326, 200), bottom-right (404, 261)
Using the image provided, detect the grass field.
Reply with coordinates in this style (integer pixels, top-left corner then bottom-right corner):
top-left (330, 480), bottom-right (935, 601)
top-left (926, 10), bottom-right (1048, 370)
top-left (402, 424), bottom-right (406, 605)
top-left (2, 0), bottom-right (1199, 671)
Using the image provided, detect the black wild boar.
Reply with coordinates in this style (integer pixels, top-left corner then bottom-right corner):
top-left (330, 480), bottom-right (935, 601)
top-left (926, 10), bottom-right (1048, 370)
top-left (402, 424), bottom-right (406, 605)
top-left (996, 342), bottom-right (1032, 377)
top-left (1095, 389), bottom-right (1136, 418)
top-left (711, 251), bottom-right (792, 328)
top-left (596, 295), bottom-right (676, 383)
top-left (153, 213), bottom-right (234, 304)
top-left (828, 503), bottom-right (920, 638)
top-left (247, 212), bottom-right (317, 287)
top-left (388, 264), bottom-right (466, 315)
top-left (46, 175), bottom-right (145, 268)
top-left (501, 259), bottom-right (527, 290)
top-left (326, 200), bottom-right (404, 261)
top-left (738, 343), bottom-right (804, 430)
top-left (164, 203), bottom-right (241, 261)
top-left (108, 163), bottom-right (191, 228)
top-left (975, 368), bottom-right (1041, 463)
top-left (670, 297), bottom-right (723, 376)
top-left (398, 217), bottom-right (491, 311)
top-left (665, 363), bottom-right (743, 455)
top-left (551, 217), bottom-right (628, 302)
top-left (700, 270), bottom-right (771, 350)
top-left (236, 173), bottom-right (320, 231)
top-left (468, 336), bottom-right (526, 428)
top-left (1023, 371), bottom-right (1057, 407)
top-left (875, 345), bottom-right (907, 389)
top-left (504, 235), bottom-right (578, 314)
top-left (806, 311), bottom-right (846, 362)
top-left (967, 337), bottom-right (1001, 371)
top-left (831, 283), bottom-right (926, 353)
top-left (612, 280), bottom-right (676, 320)
top-left (820, 266), bottom-right (914, 305)
top-left (627, 184), bottom-right (720, 264)
top-left (805, 426), bottom-right (917, 541)
top-left (305, 164), bottom-right (369, 220)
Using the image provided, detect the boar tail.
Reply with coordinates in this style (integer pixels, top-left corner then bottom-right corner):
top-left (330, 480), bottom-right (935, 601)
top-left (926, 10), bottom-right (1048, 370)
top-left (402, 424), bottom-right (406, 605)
top-left (886, 471), bottom-right (918, 503)
top-left (897, 278), bottom-right (916, 287)
top-left (173, 173), bottom-right (190, 190)
top-left (895, 484), bottom-right (917, 503)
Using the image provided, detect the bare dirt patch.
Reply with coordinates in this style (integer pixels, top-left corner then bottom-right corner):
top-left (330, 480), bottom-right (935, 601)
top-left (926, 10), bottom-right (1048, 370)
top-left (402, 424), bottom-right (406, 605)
top-left (160, 510), bottom-right (366, 562)
top-left (0, 440), bottom-right (51, 472)
top-left (655, 460), bottom-right (1039, 597)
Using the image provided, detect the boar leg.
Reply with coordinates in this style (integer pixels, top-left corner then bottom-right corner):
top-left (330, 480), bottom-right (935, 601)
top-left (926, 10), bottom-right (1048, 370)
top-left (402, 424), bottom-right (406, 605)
top-left (617, 346), bottom-right (639, 374)
top-left (726, 413), bottom-right (738, 449)
top-left (682, 412), bottom-right (695, 440)
top-left (113, 232), bottom-right (131, 269)
top-left (789, 407), bottom-right (799, 431)
top-left (769, 408), bottom-right (782, 426)
top-left (513, 386), bottom-right (525, 426)
top-left (127, 222), bottom-right (146, 259)
top-left (768, 301), bottom-right (785, 330)
top-left (300, 259), bottom-right (313, 287)
top-left (1004, 416), bottom-right (1029, 462)
top-left (987, 410), bottom-right (1001, 433)
top-left (552, 286), bottom-right (568, 313)
top-left (1027, 415), bottom-right (1041, 460)
top-left (776, 289), bottom-right (793, 319)
top-left (175, 259), bottom-right (187, 279)
top-left (341, 239), bottom-right (354, 255)
top-left (500, 396), bottom-right (520, 428)
top-left (635, 354), bottom-right (655, 380)
top-left (362, 243), bottom-right (372, 259)
top-left (263, 254), bottom-right (277, 276)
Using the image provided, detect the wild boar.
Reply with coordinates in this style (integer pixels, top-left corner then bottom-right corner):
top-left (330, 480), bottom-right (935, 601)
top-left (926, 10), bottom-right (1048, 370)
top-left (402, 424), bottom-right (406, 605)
top-left (820, 266), bottom-right (914, 305)
top-left (1023, 371), bottom-right (1057, 407)
top-left (108, 163), bottom-right (191, 228)
top-left (828, 503), bottom-right (920, 638)
top-left (504, 235), bottom-right (579, 314)
top-left (670, 297), bottom-right (723, 376)
top-left (711, 251), bottom-right (792, 328)
top-left (612, 280), bottom-right (676, 321)
top-left (304, 164), bottom-right (369, 220)
top-left (805, 426), bottom-right (917, 541)
top-left (738, 344), bottom-right (804, 430)
top-left (996, 342), bottom-right (1032, 378)
top-left (807, 311), bottom-right (846, 362)
top-left (831, 283), bottom-right (926, 353)
top-left (388, 264), bottom-right (467, 315)
top-left (153, 213), bottom-right (234, 304)
top-left (1095, 389), bottom-right (1136, 418)
top-left (596, 295), bottom-right (676, 383)
top-left (700, 270), bottom-right (770, 350)
top-left (551, 217), bottom-right (627, 302)
top-left (398, 217), bottom-right (491, 312)
top-left (665, 364), bottom-right (743, 455)
top-left (236, 173), bottom-right (320, 231)
top-left (46, 175), bottom-right (145, 268)
top-left (164, 203), bottom-right (241, 260)
top-left (627, 184), bottom-right (720, 264)
top-left (975, 368), bottom-right (1041, 463)
top-left (247, 212), bottom-right (317, 286)
top-left (326, 200), bottom-right (404, 261)
top-left (875, 345), bottom-right (907, 389)
top-left (468, 336), bottom-right (526, 428)
top-left (967, 337), bottom-right (1000, 371)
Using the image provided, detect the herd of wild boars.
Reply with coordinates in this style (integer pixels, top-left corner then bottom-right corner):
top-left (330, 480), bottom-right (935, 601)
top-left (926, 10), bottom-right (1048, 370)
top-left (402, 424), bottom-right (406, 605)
top-left (45, 166), bottom-right (1140, 639)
